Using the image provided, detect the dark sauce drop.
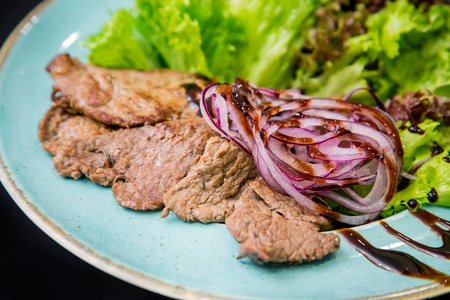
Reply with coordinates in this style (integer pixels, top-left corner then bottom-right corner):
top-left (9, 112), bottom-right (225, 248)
top-left (339, 228), bottom-right (450, 286)
top-left (408, 125), bottom-right (425, 135)
top-left (443, 157), bottom-right (450, 163)
top-left (432, 142), bottom-right (444, 157)
top-left (407, 199), bottom-right (419, 209)
top-left (428, 188), bottom-right (439, 203)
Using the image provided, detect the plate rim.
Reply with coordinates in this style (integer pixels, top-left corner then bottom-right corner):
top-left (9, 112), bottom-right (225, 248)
top-left (0, 1), bottom-right (449, 299)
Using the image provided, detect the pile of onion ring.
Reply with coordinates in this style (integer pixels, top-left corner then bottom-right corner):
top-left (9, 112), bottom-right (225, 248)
top-left (200, 78), bottom-right (403, 225)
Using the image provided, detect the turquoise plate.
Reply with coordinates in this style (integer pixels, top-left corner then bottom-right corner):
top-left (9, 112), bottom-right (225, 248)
top-left (1, 0), bottom-right (449, 299)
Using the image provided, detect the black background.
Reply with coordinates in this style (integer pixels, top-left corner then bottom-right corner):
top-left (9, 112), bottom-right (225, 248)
top-left (0, 1), bottom-right (170, 299)
top-left (0, 1), bottom-right (448, 300)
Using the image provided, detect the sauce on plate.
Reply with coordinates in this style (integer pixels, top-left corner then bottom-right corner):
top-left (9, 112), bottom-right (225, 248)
top-left (338, 208), bottom-right (450, 286)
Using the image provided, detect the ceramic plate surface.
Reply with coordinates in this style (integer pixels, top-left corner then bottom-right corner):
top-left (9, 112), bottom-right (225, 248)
top-left (1, 0), bottom-right (449, 299)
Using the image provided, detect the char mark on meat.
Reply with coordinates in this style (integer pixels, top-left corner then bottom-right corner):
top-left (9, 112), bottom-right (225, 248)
top-left (162, 137), bottom-right (260, 223)
top-left (225, 181), bottom-right (340, 264)
top-left (46, 54), bottom-right (210, 127)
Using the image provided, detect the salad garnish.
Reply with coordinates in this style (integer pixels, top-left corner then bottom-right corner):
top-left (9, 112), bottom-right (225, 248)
top-left (84, 0), bottom-right (450, 221)
top-left (200, 79), bottom-right (402, 225)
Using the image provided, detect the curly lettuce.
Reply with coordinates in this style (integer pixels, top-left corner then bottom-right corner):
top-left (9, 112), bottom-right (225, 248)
top-left (84, 0), bottom-right (243, 81)
top-left (83, 9), bottom-right (159, 70)
top-left (229, 0), bottom-right (321, 88)
top-left (297, 0), bottom-right (450, 101)
top-left (84, 0), bottom-right (321, 88)
top-left (381, 119), bottom-right (450, 217)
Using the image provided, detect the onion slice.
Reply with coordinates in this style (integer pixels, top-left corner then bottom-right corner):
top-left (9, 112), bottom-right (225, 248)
top-left (200, 78), bottom-right (402, 225)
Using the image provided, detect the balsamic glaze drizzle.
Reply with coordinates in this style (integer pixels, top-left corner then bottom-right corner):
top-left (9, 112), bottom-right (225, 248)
top-left (381, 209), bottom-right (450, 259)
top-left (339, 228), bottom-right (450, 286)
top-left (338, 209), bottom-right (450, 286)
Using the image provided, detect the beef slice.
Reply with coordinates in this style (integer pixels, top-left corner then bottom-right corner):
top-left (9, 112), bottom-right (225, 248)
top-left (39, 103), bottom-right (115, 156)
top-left (225, 181), bottom-right (340, 264)
top-left (162, 137), bottom-right (260, 223)
top-left (47, 54), bottom-right (209, 127)
top-left (48, 117), bottom-right (216, 209)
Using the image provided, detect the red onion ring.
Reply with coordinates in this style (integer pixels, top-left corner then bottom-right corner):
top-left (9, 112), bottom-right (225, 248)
top-left (200, 78), bottom-right (403, 225)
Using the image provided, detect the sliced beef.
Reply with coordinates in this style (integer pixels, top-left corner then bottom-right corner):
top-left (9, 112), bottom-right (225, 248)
top-left (249, 181), bottom-right (331, 229)
top-left (112, 119), bottom-right (216, 210)
top-left (225, 181), bottom-right (340, 264)
top-left (49, 117), bottom-right (216, 210)
top-left (38, 103), bottom-right (115, 156)
top-left (162, 137), bottom-right (260, 223)
top-left (40, 56), bottom-right (342, 264)
top-left (46, 54), bottom-right (209, 127)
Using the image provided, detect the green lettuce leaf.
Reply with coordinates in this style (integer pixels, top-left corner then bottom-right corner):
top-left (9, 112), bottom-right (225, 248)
top-left (399, 119), bottom-right (444, 172)
top-left (381, 119), bottom-right (450, 217)
top-left (348, 0), bottom-right (450, 100)
top-left (133, 0), bottom-right (209, 75)
top-left (382, 152), bottom-right (450, 218)
top-left (229, 0), bottom-right (321, 88)
top-left (296, 56), bottom-right (370, 100)
top-left (83, 9), bottom-right (160, 70)
top-left (179, 0), bottom-right (246, 82)
top-left (84, 0), bottom-right (246, 81)
top-left (296, 0), bottom-right (450, 101)
top-left (293, 0), bottom-right (373, 97)
top-left (84, 0), bottom-right (321, 87)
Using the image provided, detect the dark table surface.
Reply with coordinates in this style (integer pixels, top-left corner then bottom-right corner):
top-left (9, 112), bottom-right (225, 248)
top-left (0, 1), bottom-right (449, 300)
